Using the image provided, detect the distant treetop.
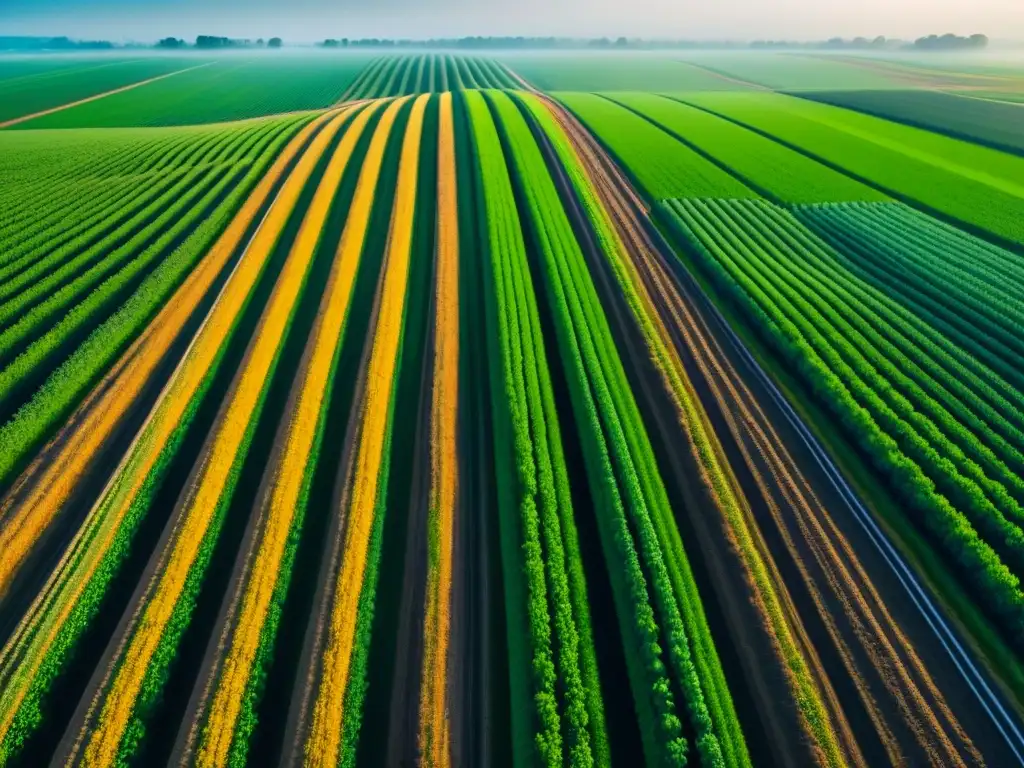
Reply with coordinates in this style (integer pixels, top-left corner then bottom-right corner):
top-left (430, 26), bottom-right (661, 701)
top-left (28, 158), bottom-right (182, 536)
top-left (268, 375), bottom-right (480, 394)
top-left (913, 33), bottom-right (988, 51)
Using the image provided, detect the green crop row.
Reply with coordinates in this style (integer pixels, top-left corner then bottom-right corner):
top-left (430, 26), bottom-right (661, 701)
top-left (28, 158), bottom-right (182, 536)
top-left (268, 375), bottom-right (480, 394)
top-left (661, 197), bottom-right (1024, 647)
top-left (488, 88), bottom-right (741, 767)
top-left (0, 145), bottom-right (256, 413)
top-left (799, 202), bottom-right (1024, 370)
top-left (0, 131), bottom-right (210, 279)
top-left (0, 114), bottom-right (311, 489)
top-left (1, 122), bottom-right (275, 283)
top-left (0, 124), bottom-right (264, 337)
top-left (678, 91), bottom-right (1024, 245)
top-left (606, 92), bottom-right (886, 204)
top-left (0, 130), bottom-right (173, 232)
top-left (717, 200), bottom-right (1024, 527)
top-left (798, 210), bottom-right (1024, 402)
top-left (465, 90), bottom-right (608, 768)
top-left (557, 92), bottom-right (754, 201)
top-left (0, 129), bottom-right (180, 239)
top-left (345, 54), bottom-right (518, 99)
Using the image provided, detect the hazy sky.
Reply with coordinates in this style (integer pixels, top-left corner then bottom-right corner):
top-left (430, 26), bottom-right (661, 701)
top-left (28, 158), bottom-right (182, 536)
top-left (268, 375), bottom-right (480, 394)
top-left (3, 0), bottom-right (1021, 42)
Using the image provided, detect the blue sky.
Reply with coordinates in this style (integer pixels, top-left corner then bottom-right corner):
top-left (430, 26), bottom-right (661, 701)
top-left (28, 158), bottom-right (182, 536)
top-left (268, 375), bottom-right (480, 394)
top-left (3, 0), bottom-right (1021, 42)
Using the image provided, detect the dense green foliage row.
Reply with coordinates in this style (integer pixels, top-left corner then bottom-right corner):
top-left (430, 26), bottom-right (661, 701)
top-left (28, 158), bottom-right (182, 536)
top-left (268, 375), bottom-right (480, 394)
top-left (0, 113), bottom-right (312, 489)
top-left (15, 57), bottom-right (370, 128)
top-left (0, 125), bottom-right (267, 367)
top-left (0, 57), bottom-right (193, 124)
top-left (679, 91), bottom-right (1024, 245)
top-left (798, 202), bottom-right (1024, 395)
top-left (0, 128), bottom-right (195, 250)
top-left (465, 89), bottom-right (607, 768)
top-left (798, 89), bottom-right (1024, 156)
top-left (661, 197), bottom-right (1024, 648)
top-left (486, 88), bottom-right (748, 766)
top-left (557, 92), bottom-right (754, 201)
top-left (345, 54), bottom-right (518, 99)
top-left (606, 92), bottom-right (887, 204)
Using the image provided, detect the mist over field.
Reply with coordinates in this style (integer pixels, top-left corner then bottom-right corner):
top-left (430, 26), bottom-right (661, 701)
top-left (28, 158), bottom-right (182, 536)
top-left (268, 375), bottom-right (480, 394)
top-left (4, 0), bottom-right (1022, 41)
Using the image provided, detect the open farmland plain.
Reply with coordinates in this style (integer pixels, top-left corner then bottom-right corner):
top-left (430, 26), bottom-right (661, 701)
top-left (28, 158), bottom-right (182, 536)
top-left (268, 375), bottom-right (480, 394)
top-left (1, 50), bottom-right (1024, 767)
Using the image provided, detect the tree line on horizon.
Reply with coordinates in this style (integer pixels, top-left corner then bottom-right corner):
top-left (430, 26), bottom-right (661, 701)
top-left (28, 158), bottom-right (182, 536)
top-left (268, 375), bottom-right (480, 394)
top-left (0, 32), bottom-right (992, 54)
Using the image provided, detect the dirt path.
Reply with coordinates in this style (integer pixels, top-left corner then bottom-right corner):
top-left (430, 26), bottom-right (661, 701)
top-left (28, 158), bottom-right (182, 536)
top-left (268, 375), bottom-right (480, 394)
top-left (539, 95), bottom-right (1011, 766)
top-left (384, 279), bottom-right (436, 766)
top-left (0, 62), bottom-right (215, 130)
top-left (947, 90), bottom-right (1024, 106)
top-left (498, 62), bottom-right (540, 93)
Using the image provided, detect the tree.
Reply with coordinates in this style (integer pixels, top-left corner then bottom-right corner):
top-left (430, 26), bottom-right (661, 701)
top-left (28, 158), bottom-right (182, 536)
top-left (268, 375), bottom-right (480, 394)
top-left (156, 37), bottom-right (186, 49)
top-left (196, 35), bottom-right (232, 49)
top-left (268, 37), bottom-right (282, 48)
top-left (913, 32), bottom-right (988, 51)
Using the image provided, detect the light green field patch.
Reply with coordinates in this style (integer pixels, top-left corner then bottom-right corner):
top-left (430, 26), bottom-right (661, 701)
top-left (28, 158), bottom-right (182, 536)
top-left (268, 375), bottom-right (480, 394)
top-left (0, 57), bottom-right (196, 124)
top-left (17, 56), bottom-right (373, 128)
top-left (679, 91), bottom-right (1024, 244)
top-left (677, 52), bottom-right (903, 90)
top-left (497, 53), bottom-right (755, 92)
top-left (608, 92), bottom-right (887, 204)
top-left (556, 92), bottom-right (755, 201)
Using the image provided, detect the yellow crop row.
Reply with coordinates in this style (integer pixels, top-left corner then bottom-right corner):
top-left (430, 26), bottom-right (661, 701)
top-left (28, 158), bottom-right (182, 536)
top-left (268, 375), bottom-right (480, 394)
top-left (190, 98), bottom-right (395, 768)
top-left (304, 92), bottom-right (431, 768)
top-left (0, 108), bottom-right (354, 748)
top-left (418, 91), bottom-right (459, 768)
top-left (0, 111), bottom-right (331, 601)
top-left (67, 107), bottom-right (363, 768)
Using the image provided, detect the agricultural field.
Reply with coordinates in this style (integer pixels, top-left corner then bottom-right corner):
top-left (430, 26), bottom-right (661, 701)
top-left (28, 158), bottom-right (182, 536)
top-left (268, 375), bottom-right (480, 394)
top-left (0, 56), bottom-right (200, 126)
top-left (2, 48), bottom-right (1024, 768)
top-left (496, 53), bottom-right (754, 91)
top-left (675, 52), bottom-right (906, 90)
top-left (795, 89), bottom-right (1024, 155)
top-left (344, 53), bottom-right (523, 97)
top-left (9, 56), bottom-right (374, 128)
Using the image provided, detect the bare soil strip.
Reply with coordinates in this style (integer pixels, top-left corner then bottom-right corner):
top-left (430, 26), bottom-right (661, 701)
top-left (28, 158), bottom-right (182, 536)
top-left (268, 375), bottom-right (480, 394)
top-left (447, 91), bottom-right (502, 768)
top-left (0, 63), bottom-right (216, 129)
